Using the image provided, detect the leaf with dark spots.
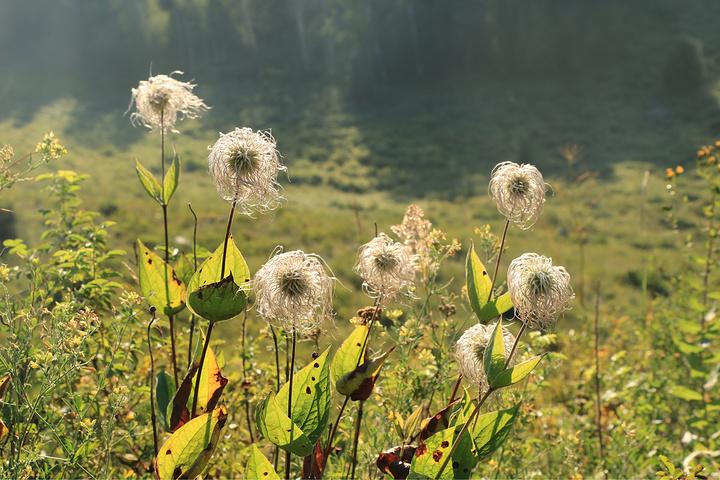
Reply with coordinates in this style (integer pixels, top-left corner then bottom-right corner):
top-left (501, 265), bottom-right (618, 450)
top-left (432, 450), bottom-right (443, 462)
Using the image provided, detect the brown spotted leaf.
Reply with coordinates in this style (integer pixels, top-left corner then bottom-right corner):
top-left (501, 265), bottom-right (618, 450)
top-left (336, 347), bottom-right (394, 401)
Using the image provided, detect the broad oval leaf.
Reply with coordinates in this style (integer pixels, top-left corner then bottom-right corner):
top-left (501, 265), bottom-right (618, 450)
top-left (489, 354), bottom-right (544, 390)
top-left (258, 348), bottom-right (332, 456)
top-left (187, 235), bottom-right (250, 322)
top-left (477, 292), bottom-right (513, 323)
top-left (163, 154), bottom-right (180, 205)
top-left (483, 319), bottom-right (507, 385)
top-left (408, 425), bottom-right (475, 480)
top-left (330, 325), bottom-right (369, 386)
top-left (466, 243), bottom-right (493, 321)
top-left (245, 444), bottom-right (280, 480)
top-left (136, 239), bottom-right (186, 316)
top-left (255, 392), bottom-right (314, 456)
top-left (469, 404), bottom-right (520, 459)
top-left (336, 347), bottom-right (394, 401)
top-left (188, 276), bottom-right (247, 322)
top-left (155, 406), bottom-right (228, 480)
top-left (135, 160), bottom-right (162, 204)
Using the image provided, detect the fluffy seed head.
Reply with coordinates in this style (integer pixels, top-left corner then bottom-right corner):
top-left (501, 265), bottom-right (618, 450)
top-left (253, 250), bottom-right (334, 336)
top-left (208, 127), bottom-right (286, 215)
top-left (489, 162), bottom-right (547, 229)
top-left (128, 71), bottom-right (208, 132)
top-left (507, 253), bottom-right (574, 329)
top-left (455, 322), bottom-right (515, 393)
top-left (354, 233), bottom-right (417, 300)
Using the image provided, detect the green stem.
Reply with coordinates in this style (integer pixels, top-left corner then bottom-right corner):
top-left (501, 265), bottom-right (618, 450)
top-left (349, 401), bottom-right (364, 480)
top-left (147, 310), bottom-right (159, 458)
top-left (321, 395), bottom-right (350, 475)
top-left (270, 325), bottom-right (281, 470)
top-left (285, 332), bottom-right (297, 480)
top-left (487, 219), bottom-right (510, 303)
top-left (187, 203), bottom-right (199, 369)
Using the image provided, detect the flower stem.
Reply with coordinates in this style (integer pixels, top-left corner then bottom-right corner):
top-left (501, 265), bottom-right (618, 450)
top-left (242, 308), bottom-right (254, 443)
top-left (146, 309), bottom-right (159, 458)
top-left (187, 203), bottom-right (199, 369)
top-left (349, 400), bottom-right (364, 480)
top-left (593, 288), bottom-right (607, 479)
top-left (285, 331), bottom-right (297, 480)
top-left (270, 325), bottom-right (281, 470)
top-left (321, 395), bottom-right (350, 475)
top-left (487, 218), bottom-right (510, 303)
top-left (191, 202), bottom-right (235, 417)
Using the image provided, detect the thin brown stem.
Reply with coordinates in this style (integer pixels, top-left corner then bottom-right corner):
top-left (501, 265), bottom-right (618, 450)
top-left (285, 332), bottom-right (297, 480)
top-left (356, 297), bottom-right (382, 368)
top-left (593, 288), bottom-right (607, 479)
top-left (321, 395), bottom-right (350, 475)
top-left (187, 203), bottom-right (199, 369)
top-left (270, 325), bottom-right (282, 469)
top-left (220, 201), bottom-right (237, 279)
top-left (146, 309), bottom-right (159, 458)
top-left (448, 374), bottom-right (463, 404)
top-left (349, 401), bottom-right (364, 480)
top-left (191, 202), bottom-right (236, 416)
top-left (242, 308), bottom-right (254, 443)
top-left (487, 219), bottom-right (510, 303)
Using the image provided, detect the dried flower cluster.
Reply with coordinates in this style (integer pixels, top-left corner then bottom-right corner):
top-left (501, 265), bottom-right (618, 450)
top-left (507, 253), bottom-right (574, 329)
top-left (129, 72), bottom-right (209, 132)
top-left (208, 127), bottom-right (286, 215)
top-left (355, 233), bottom-right (417, 301)
top-left (489, 162), bottom-right (546, 229)
top-left (455, 322), bottom-right (515, 393)
top-left (253, 250), bottom-right (334, 336)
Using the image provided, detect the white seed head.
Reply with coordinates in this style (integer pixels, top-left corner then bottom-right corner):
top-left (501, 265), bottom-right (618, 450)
top-left (208, 127), bottom-right (286, 215)
top-left (489, 162), bottom-right (547, 229)
top-left (128, 71), bottom-right (208, 132)
top-left (455, 322), bottom-right (515, 393)
top-left (507, 253), bottom-right (574, 329)
top-left (253, 250), bottom-right (334, 336)
top-left (354, 233), bottom-right (417, 301)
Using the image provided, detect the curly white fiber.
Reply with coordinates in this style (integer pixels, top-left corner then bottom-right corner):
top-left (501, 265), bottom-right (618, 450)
top-left (455, 322), bottom-right (515, 394)
top-left (489, 162), bottom-right (547, 229)
top-left (253, 250), bottom-right (334, 336)
top-left (354, 233), bottom-right (417, 301)
top-left (507, 253), bottom-right (574, 329)
top-left (128, 71), bottom-right (208, 132)
top-left (208, 127), bottom-right (286, 215)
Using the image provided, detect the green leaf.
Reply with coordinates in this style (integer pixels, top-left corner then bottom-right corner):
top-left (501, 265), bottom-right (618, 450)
top-left (188, 276), bottom-right (247, 322)
top-left (330, 325), bottom-right (369, 387)
top-left (163, 154), bottom-right (180, 204)
top-left (156, 369), bottom-right (175, 430)
top-left (477, 292), bottom-right (513, 323)
top-left (483, 320), bottom-right (506, 385)
top-left (136, 239), bottom-right (186, 316)
top-left (469, 404), bottom-right (520, 459)
top-left (668, 385), bottom-right (703, 402)
top-left (466, 243), bottom-right (493, 320)
top-left (258, 349), bottom-right (332, 456)
top-left (408, 426), bottom-right (455, 480)
top-left (245, 444), bottom-right (280, 480)
top-left (135, 160), bottom-right (162, 204)
top-left (187, 235), bottom-right (250, 321)
top-left (255, 393), bottom-right (313, 456)
top-left (490, 355), bottom-right (544, 390)
top-left (155, 406), bottom-right (228, 480)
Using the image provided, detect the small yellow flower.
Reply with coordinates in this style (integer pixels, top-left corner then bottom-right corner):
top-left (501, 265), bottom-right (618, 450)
top-left (0, 264), bottom-right (9, 282)
top-left (675, 165), bottom-right (684, 174)
top-left (29, 361), bottom-right (39, 369)
top-left (665, 168), bottom-right (675, 178)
